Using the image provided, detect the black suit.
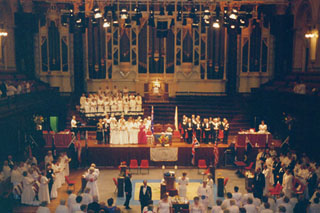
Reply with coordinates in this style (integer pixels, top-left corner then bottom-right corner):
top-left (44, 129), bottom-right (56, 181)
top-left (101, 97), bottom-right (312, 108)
top-left (186, 122), bottom-right (193, 144)
top-left (139, 185), bottom-right (152, 212)
top-left (253, 172), bottom-right (265, 199)
top-left (124, 176), bottom-right (132, 208)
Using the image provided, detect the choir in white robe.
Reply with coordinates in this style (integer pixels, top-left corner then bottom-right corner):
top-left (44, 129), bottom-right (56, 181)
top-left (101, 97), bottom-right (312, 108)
top-left (178, 177), bottom-right (189, 198)
top-left (110, 122), bottom-right (119, 145)
top-left (39, 176), bottom-right (50, 204)
top-left (21, 176), bottom-right (35, 205)
top-left (119, 122), bottom-right (128, 145)
top-left (282, 173), bottom-right (293, 198)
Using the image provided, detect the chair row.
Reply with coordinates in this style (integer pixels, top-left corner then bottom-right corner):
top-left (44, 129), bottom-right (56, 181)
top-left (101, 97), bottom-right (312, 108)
top-left (128, 159), bottom-right (150, 174)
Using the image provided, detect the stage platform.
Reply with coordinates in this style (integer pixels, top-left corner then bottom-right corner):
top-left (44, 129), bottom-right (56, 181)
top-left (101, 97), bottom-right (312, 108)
top-left (47, 136), bottom-right (281, 168)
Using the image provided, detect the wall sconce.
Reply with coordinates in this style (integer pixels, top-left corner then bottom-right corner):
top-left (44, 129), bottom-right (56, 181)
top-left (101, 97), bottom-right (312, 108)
top-left (305, 29), bottom-right (319, 62)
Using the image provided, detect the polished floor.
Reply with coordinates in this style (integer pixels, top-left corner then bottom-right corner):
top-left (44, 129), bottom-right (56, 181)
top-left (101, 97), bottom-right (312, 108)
top-left (13, 167), bottom-right (246, 213)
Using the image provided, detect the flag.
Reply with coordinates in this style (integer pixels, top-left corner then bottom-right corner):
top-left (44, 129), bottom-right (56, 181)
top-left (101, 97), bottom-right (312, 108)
top-left (174, 106), bottom-right (178, 131)
top-left (151, 106), bottom-right (154, 134)
top-left (245, 136), bottom-right (252, 150)
top-left (191, 135), bottom-right (200, 165)
top-left (213, 143), bottom-right (219, 167)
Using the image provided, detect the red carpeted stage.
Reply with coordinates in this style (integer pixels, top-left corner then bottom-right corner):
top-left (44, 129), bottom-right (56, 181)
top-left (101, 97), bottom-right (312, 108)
top-left (44, 131), bottom-right (281, 167)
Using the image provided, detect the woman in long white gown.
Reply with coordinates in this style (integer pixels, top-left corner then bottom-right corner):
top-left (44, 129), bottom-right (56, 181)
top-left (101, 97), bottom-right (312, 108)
top-left (123, 98), bottom-right (130, 115)
top-left (85, 168), bottom-right (99, 199)
top-left (21, 171), bottom-right (36, 205)
top-left (104, 97), bottom-right (110, 115)
top-left (110, 97), bottom-right (117, 113)
top-left (157, 194), bottom-right (172, 213)
top-left (39, 172), bottom-right (50, 204)
top-left (84, 98), bottom-right (90, 116)
top-left (97, 97), bottom-right (104, 115)
top-left (129, 95), bottom-right (136, 112)
top-left (117, 98), bottom-right (123, 114)
top-left (119, 118), bottom-right (128, 145)
top-left (110, 119), bottom-right (119, 145)
top-left (132, 119), bottom-right (140, 144)
top-left (90, 99), bottom-right (97, 115)
top-left (136, 95), bottom-right (142, 112)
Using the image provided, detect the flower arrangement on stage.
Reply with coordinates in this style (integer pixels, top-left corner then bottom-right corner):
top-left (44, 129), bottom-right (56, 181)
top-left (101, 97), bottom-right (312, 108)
top-left (33, 115), bottom-right (44, 131)
top-left (158, 134), bottom-right (170, 146)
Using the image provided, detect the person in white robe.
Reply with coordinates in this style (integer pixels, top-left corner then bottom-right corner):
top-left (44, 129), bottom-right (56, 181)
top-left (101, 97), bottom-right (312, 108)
top-left (132, 119), bottom-right (140, 144)
top-left (197, 180), bottom-right (211, 210)
top-left (55, 199), bottom-right (69, 213)
top-left (36, 202), bottom-right (50, 213)
top-left (110, 118), bottom-right (119, 145)
top-left (110, 96), bottom-right (117, 113)
top-left (71, 196), bottom-right (82, 213)
top-left (21, 171), bottom-right (36, 205)
top-left (178, 172), bottom-right (189, 198)
top-left (117, 97), bottom-right (123, 114)
top-left (67, 190), bottom-right (77, 212)
top-left (211, 199), bottom-right (223, 213)
top-left (207, 174), bottom-right (214, 208)
top-left (44, 151), bottom-right (53, 167)
top-left (255, 149), bottom-right (264, 171)
top-left (39, 172), bottom-right (50, 204)
top-left (232, 186), bottom-right (242, 207)
top-left (112, 85), bottom-right (118, 95)
top-left (81, 188), bottom-right (93, 205)
top-left (80, 94), bottom-right (86, 111)
top-left (85, 168), bottom-right (99, 199)
top-left (90, 99), bottom-right (97, 115)
top-left (136, 95), bottom-right (142, 112)
top-left (2, 160), bottom-right (11, 180)
top-left (119, 118), bottom-right (128, 145)
top-left (11, 165), bottom-right (22, 186)
top-left (258, 120), bottom-right (268, 133)
top-left (105, 86), bottom-right (111, 96)
top-left (282, 169), bottom-right (293, 198)
top-left (97, 96), bottom-right (104, 115)
top-left (84, 98), bottom-right (90, 116)
top-left (127, 117), bottom-right (134, 144)
top-left (129, 94), bottom-right (136, 112)
top-left (262, 165), bottom-right (273, 196)
top-left (190, 196), bottom-right (205, 213)
top-left (123, 98), bottom-right (130, 115)
top-left (104, 96), bottom-right (110, 115)
top-left (61, 152), bottom-right (70, 177)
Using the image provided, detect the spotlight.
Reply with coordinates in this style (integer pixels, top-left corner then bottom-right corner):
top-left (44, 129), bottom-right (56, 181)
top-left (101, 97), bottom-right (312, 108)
top-left (229, 8), bottom-right (238, 20)
top-left (203, 8), bottom-right (210, 20)
top-left (93, 4), bottom-right (102, 19)
top-left (120, 8), bottom-right (128, 19)
top-left (212, 19), bottom-right (220, 29)
top-left (103, 18), bottom-right (110, 28)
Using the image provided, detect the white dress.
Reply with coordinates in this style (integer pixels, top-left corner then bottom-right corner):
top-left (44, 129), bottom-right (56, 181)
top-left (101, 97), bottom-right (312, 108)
top-left (104, 99), bottom-right (110, 114)
top-left (110, 122), bottom-right (119, 145)
top-left (110, 100), bottom-right (117, 112)
top-left (190, 204), bottom-right (205, 213)
top-left (85, 173), bottom-right (99, 199)
top-left (129, 97), bottom-right (136, 112)
top-left (132, 122), bottom-right (139, 144)
top-left (97, 99), bottom-right (104, 114)
top-left (118, 100), bottom-right (123, 113)
top-left (178, 177), bottom-right (189, 198)
top-left (282, 173), bottom-right (293, 198)
top-left (119, 122), bottom-right (129, 145)
top-left (207, 178), bottom-right (214, 208)
top-left (39, 176), bottom-right (50, 203)
top-left (263, 168), bottom-right (273, 196)
top-left (21, 176), bottom-right (35, 205)
top-left (123, 100), bottom-right (130, 114)
top-left (136, 96), bottom-right (142, 111)
top-left (158, 200), bottom-right (172, 213)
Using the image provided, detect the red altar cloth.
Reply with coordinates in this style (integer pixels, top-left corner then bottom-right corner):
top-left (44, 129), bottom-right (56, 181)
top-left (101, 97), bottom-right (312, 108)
top-left (43, 131), bottom-right (72, 147)
top-left (237, 132), bottom-right (272, 148)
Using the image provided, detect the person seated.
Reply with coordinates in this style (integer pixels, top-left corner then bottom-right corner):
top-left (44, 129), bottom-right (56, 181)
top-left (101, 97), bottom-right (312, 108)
top-left (227, 199), bottom-right (239, 213)
top-left (211, 199), bottom-right (223, 213)
top-left (36, 201), bottom-right (50, 213)
top-left (221, 192), bottom-right (234, 210)
top-left (260, 202), bottom-right (273, 213)
top-left (87, 196), bottom-right (100, 212)
top-left (243, 198), bottom-right (258, 213)
top-left (55, 199), bottom-right (69, 213)
top-left (105, 198), bottom-right (120, 212)
top-left (71, 195), bottom-right (82, 213)
top-left (258, 120), bottom-right (268, 133)
top-left (232, 186), bottom-right (242, 207)
top-left (293, 81), bottom-right (306, 95)
top-left (81, 188), bottom-right (93, 205)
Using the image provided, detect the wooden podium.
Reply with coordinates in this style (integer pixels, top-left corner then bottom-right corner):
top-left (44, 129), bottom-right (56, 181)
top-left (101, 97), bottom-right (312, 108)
top-left (144, 82), bottom-right (169, 102)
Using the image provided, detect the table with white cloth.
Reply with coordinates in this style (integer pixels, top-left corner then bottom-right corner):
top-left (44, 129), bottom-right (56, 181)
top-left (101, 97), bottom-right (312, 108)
top-left (237, 132), bottom-right (272, 148)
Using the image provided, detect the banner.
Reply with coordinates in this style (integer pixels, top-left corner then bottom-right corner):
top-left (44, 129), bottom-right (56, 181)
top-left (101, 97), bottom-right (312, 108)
top-left (150, 147), bottom-right (178, 162)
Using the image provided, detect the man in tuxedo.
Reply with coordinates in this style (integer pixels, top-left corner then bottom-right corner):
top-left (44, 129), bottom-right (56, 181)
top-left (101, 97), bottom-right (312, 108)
top-left (124, 173), bottom-right (132, 209)
top-left (253, 168), bottom-right (265, 199)
top-left (186, 118), bottom-right (194, 144)
top-left (139, 180), bottom-right (152, 212)
top-left (202, 118), bottom-right (211, 144)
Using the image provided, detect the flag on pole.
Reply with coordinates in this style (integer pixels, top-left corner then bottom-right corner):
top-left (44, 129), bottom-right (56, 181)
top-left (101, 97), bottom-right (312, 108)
top-left (213, 143), bottom-right (219, 167)
top-left (151, 106), bottom-right (154, 134)
top-left (174, 106), bottom-right (178, 131)
top-left (245, 136), bottom-right (253, 150)
top-left (191, 135), bottom-right (200, 165)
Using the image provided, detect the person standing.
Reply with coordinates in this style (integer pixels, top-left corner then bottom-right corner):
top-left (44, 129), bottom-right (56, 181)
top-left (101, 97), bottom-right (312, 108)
top-left (222, 118), bottom-right (230, 144)
top-left (21, 171), bottom-right (36, 205)
top-left (282, 169), bottom-right (293, 198)
top-left (202, 119), bottom-right (211, 144)
top-left (186, 118), bottom-right (194, 144)
top-left (96, 119), bottom-right (104, 145)
top-left (197, 180), bottom-right (211, 210)
top-left (71, 115), bottom-right (78, 136)
top-left (253, 168), bottom-right (265, 199)
top-left (139, 180), bottom-right (152, 212)
top-left (177, 172), bottom-right (189, 198)
top-left (84, 167), bottom-right (99, 200)
top-left (157, 194), bottom-right (172, 213)
top-left (190, 196), bottom-right (205, 213)
top-left (39, 172), bottom-right (50, 204)
top-left (103, 114), bottom-right (110, 144)
top-left (124, 173), bottom-right (133, 209)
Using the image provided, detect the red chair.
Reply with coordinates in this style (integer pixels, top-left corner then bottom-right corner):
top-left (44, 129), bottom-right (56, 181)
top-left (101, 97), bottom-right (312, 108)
top-left (129, 159), bottom-right (139, 174)
top-left (65, 176), bottom-right (76, 191)
top-left (197, 159), bottom-right (207, 174)
top-left (234, 161), bottom-right (246, 177)
top-left (113, 178), bottom-right (118, 194)
top-left (244, 162), bottom-right (254, 172)
top-left (293, 177), bottom-right (305, 195)
top-left (140, 159), bottom-right (149, 174)
top-left (224, 177), bottom-right (229, 194)
top-left (269, 183), bottom-right (283, 197)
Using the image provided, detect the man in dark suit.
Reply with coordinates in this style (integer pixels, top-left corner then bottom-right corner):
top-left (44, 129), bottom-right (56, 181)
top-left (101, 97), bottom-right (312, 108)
top-left (253, 168), bottom-right (265, 199)
top-left (139, 180), bottom-right (152, 212)
top-left (186, 118), bottom-right (194, 144)
top-left (124, 173), bottom-right (132, 209)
